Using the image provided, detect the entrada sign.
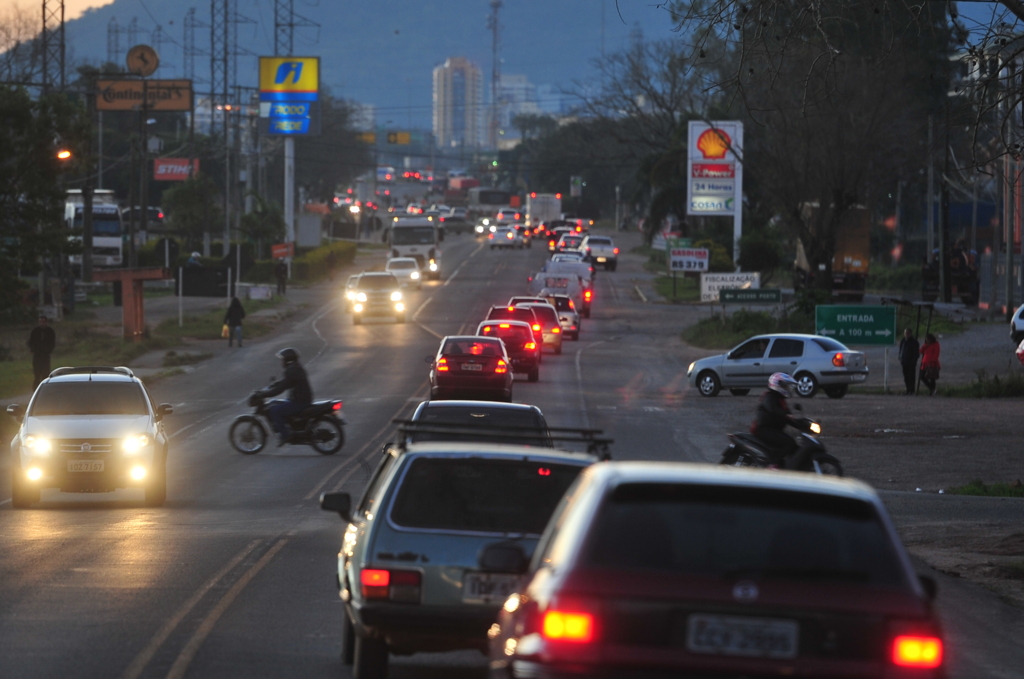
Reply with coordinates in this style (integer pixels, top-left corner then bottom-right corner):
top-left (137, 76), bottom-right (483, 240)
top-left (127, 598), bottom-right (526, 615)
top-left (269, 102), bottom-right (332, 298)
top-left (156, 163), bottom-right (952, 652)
top-left (815, 305), bottom-right (896, 346)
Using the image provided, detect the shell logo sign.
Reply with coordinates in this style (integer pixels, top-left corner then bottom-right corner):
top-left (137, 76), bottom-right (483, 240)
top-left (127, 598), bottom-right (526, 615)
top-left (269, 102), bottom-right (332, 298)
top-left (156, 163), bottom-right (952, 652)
top-left (696, 128), bottom-right (732, 159)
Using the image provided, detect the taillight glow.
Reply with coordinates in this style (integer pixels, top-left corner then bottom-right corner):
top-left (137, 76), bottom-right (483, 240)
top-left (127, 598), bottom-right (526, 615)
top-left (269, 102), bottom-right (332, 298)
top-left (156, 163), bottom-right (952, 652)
top-left (436, 358), bottom-right (449, 372)
top-left (525, 342), bottom-right (537, 350)
top-left (495, 360), bottom-right (508, 374)
top-left (551, 327), bottom-right (560, 333)
top-left (508, 307), bottom-right (515, 312)
top-left (892, 636), bottom-right (943, 668)
top-left (361, 569), bottom-right (390, 598)
top-left (542, 611), bottom-right (594, 643)
top-left (613, 247), bottom-right (619, 254)
top-left (482, 326), bottom-right (493, 333)
top-left (499, 323), bottom-right (511, 328)
top-left (532, 324), bottom-right (541, 331)
top-left (584, 290), bottom-right (592, 300)
top-left (832, 352), bottom-right (845, 367)
top-left (332, 401), bottom-right (343, 411)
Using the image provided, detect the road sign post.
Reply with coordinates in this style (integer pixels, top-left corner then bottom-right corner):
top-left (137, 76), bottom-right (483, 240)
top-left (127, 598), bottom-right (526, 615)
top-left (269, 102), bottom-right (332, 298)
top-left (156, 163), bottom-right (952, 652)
top-left (815, 305), bottom-right (897, 345)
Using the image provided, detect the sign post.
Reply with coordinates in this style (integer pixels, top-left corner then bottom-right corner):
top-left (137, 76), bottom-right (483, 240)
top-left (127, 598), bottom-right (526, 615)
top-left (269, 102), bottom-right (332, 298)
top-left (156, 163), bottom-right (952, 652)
top-left (686, 121), bottom-right (744, 264)
top-left (814, 305), bottom-right (897, 345)
top-left (700, 272), bottom-right (760, 302)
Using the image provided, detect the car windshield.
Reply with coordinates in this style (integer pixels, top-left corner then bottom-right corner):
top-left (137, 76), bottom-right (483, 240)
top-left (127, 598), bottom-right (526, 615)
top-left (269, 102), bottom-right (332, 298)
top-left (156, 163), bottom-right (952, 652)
top-left (358, 275), bottom-right (399, 290)
top-left (30, 381), bottom-right (149, 416)
top-left (441, 339), bottom-right (503, 357)
top-left (585, 484), bottom-right (905, 587)
top-left (390, 457), bottom-right (582, 533)
top-left (392, 226), bottom-right (435, 244)
top-left (387, 260), bottom-right (417, 270)
top-left (409, 406), bottom-right (551, 446)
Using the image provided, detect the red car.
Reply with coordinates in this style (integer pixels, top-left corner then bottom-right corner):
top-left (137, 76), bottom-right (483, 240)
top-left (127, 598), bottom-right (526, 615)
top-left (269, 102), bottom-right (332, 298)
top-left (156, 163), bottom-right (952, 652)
top-left (484, 305), bottom-right (544, 347)
top-left (477, 320), bottom-right (541, 382)
top-left (489, 464), bottom-right (944, 679)
top-left (428, 336), bottom-right (513, 402)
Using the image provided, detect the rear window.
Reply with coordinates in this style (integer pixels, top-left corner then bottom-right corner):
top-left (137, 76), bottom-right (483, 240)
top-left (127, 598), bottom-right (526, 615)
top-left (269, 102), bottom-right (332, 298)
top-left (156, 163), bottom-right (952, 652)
top-left (410, 406), bottom-right (551, 446)
top-left (487, 307), bottom-right (536, 324)
top-left (546, 297), bottom-right (574, 311)
top-left (585, 484), bottom-right (905, 587)
top-left (524, 305), bottom-right (559, 325)
top-left (30, 381), bottom-right (149, 416)
top-left (358, 275), bottom-right (399, 290)
top-left (587, 238), bottom-right (612, 245)
top-left (390, 457), bottom-right (583, 533)
top-left (441, 339), bottom-right (503, 357)
top-left (479, 324), bottom-right (532, 341)
top-left (813, 337), bottom-right (849, 352)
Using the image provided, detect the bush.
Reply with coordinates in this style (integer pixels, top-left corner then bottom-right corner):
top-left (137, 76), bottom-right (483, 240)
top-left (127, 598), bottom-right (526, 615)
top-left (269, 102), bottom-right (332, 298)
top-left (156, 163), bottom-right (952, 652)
top-left (948, 479), bottom-right (1024, 498)
top-left (866, 264), bottom-right (922, 293)
top-left (694, 239), bottom-right (734, 272)
top-left (241, 241), bottom-right (357, 284)
top-left (940, 370), bottom-right (1024, 398)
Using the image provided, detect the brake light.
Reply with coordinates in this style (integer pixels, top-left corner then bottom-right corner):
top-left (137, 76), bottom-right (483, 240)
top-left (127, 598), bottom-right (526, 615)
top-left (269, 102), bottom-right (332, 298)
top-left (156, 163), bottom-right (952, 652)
top-left (613, 247), bottom-right (619, 255)
top-left (332, 401), bottom-right (343, 411)
top-left (584, 290), bottom-right (592, 300)
top-left (532, 324), bottom-right (541, 331)
top-left (508, 307), bottom-right (515, 312)
top-left (360, 568), bottom-right (421, 602)
top-left (549, 240), bottom-right (555, 247)
top-left (436, 358), bottom-right (449, 372)
top-left (482, 326), bottom-right (493, 333)
top-left (832, 352), bottom-right (845, 367)
top-left (551, 327), bottom-right (560, 333)
top-left (507, 231), bottom-right (514, 239)
top-left (892, 636), bottom-right (943, 668)
top-left (361, 569), bottom-right (390, 599)
top-left (524, 342), bottom-right (537, 351)
top-left (542, 611), bottom-right (594, 643)
top-left (495, 359), bottom-right (508, 374)
top-left (499, 323), bottom-right (511, 328)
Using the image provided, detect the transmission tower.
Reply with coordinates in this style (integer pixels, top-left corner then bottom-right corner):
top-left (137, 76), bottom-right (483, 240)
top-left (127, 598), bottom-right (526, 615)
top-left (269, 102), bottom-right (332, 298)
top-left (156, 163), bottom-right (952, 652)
top-left (210, 0), bottom-right (229, 129)
top-left (107, 17), bottom-right (123, 66)
top-left (487, 0), bottom-right (502, 148)
top-left (151, 26), bottom-right (172, 72)
top-left (274, 0), bottom-right (319, 56)
top-left (183, 8), bottom-right (208, 83)
top-left (127, 16), bottom-right (140, 48)
top-left (41, 0), bottom-right (66, 92)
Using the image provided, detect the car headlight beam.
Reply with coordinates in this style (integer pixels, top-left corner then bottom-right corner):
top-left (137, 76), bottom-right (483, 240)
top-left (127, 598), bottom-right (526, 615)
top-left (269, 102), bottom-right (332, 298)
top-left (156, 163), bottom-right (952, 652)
top-left (410, 271), bottom-right (420, 280)
top-left (356, 292), bottom-right (368, 302)
top-left (123, 434), bottom-right (150, 454)
top-left (391, 291), bottom-right (403, 302)
top-left (24, 436), bottom-right (52, 455)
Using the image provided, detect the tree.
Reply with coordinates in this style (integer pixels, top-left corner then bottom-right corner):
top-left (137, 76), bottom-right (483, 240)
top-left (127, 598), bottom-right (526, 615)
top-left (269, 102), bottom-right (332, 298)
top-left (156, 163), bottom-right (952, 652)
top-left (239, 193), bottom-right (285, 258)
top-left (0, 4), bottom-right (39, 85)
top-left (162, 173), bottom-right (223, 251)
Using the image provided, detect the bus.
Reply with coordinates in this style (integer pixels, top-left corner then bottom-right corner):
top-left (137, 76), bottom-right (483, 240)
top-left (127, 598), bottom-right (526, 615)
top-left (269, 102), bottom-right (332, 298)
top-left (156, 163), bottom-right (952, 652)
top-left (467, 187), bottom-right (512, 218)
top-left (66, 190), bottom-right (123, 270)
top-left (388, 217), bottom-right (441, 279)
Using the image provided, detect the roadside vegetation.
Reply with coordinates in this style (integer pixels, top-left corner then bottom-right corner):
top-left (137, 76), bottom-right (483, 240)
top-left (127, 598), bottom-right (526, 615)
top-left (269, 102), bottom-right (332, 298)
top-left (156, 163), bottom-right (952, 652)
top-left (940, 371), bottom-right (1024, 398)
top-left (948, 479), bottom-right (1024, 498)
top-left (653, 275), bottom-right (700, 303)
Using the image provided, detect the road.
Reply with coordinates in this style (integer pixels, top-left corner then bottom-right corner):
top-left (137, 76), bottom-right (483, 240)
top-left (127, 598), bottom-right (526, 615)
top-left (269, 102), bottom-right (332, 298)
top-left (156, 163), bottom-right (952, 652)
top-left (1, 234), bottom-right (1022, 678)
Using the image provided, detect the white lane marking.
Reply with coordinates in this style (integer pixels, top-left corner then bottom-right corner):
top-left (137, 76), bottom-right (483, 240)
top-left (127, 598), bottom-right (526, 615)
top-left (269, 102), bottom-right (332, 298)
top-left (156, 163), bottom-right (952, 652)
top-left (164, 537), bottom-right (290, 679)
top-left (0, 499), bottom-right (11, 506)
top-left (443, 241), bottom-right (484, 288)
top-left (575, 340), bottom-right (607, 429)
top-left (119, 539), bottom-right (263, 679)
top-left (308, 299), bottom-right (337, 365)
top-left (415, 323), bottom-right (444, 340)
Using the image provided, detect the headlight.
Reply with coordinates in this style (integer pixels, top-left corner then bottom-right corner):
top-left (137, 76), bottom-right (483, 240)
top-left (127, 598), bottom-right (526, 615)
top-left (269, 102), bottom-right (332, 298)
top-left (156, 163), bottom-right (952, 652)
top-left (810, 423), bottom-right (822, 435)
top-left (395, 302), bottom-right (405, 312)
top-left (123, 434), bottom-right (150, 454)
top-left (489, 225), bottom-right (497, 232)
top-left (24, 436), bottom-right (51, 455)
top-left (353, 303), bottom-right (364, 312)
top-left (356, 292), bottom-right (368, 302)
top-left (429, 261), bottom-right (438, 271)
top-left (410, 271), bottom-right (420, 280)
top-left (391, 291), bottom-right (403, 302)
top-left (345, 291), bottom-right (356, 300)
top-left (687, 362), bottom-right (695, 374)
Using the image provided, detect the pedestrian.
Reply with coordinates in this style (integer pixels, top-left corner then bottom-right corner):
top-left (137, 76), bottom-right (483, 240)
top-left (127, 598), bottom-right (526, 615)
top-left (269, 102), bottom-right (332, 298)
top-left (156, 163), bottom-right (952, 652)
top-left (224, 296), bottom-right (246, 347)
top-left (27, 314), bottom-right (56, 389)
top-left (274, 258), bottom-right (288, 296)
top-left (897, 328), bottom-right (920, 395)
top-left (920, 333), bottom-right (941, 396)
top-left (186, 251), bottom-right (203, 268)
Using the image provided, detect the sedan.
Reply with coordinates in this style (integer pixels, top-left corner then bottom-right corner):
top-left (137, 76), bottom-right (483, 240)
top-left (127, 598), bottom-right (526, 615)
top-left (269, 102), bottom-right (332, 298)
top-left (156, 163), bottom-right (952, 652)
top-left (428, 336), bottom-right (513, 402)
top-left (489, 463), bottom-right (945, 679)
top-left (489, 227), bottom-right (523, 249)
top-left (385, 257), bottom-right (422, 289)
top-left (687, 333), bottom-right (868, 398)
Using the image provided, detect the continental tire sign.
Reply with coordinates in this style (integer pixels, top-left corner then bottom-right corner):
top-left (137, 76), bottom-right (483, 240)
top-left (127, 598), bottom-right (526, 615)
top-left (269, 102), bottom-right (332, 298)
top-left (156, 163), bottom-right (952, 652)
top-left (96, 80), bottom-right (193, 111)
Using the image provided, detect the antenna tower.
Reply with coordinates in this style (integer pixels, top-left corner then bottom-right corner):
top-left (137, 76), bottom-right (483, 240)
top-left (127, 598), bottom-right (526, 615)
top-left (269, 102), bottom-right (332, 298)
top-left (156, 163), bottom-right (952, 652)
top-left (183, 8), bottom-right (209, 83)
top-left (107, 17), bottom-right (123, 66)
top-left (41, 0), bottom-right (66, 92)
top-left (274, 0), bottom-right (319, 56)
top-left (127, 16), bottom-right (140, 48)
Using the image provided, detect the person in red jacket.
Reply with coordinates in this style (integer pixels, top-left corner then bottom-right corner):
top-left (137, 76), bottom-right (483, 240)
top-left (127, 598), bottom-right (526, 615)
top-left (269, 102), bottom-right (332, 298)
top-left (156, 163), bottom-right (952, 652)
top-left (920, 333), bottom-right (941, 395)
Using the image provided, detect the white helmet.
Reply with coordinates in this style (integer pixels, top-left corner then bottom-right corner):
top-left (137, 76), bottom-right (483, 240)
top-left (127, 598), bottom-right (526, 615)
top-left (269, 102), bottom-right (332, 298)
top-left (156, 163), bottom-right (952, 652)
top-left (768, 372), bottom-right (798, 397)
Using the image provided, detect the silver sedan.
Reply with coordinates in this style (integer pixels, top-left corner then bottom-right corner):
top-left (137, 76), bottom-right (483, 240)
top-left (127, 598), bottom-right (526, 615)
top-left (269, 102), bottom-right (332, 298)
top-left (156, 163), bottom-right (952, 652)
top-left (687, 333), bottom-right (868, 398)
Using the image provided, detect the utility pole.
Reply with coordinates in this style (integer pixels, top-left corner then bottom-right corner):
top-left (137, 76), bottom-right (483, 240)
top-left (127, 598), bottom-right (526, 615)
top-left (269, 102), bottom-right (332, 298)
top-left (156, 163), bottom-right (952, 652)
top-left (940, 108), bottom-right (951, 303)
top-left (487, 0), bottom-right (502, 149)
top-left (1007, 61), bottom-right (1017, 321)
top-left (926, 116), bottom-right (934, 262)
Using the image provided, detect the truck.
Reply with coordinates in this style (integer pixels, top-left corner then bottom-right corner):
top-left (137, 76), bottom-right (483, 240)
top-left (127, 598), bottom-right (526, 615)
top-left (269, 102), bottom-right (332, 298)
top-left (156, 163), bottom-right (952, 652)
top-left (525, 192), bottom-right (562, 228)
top-left (388, 218), bottom-right (441, 279)
top-left (66, 189), bottom-right (123, 271)
top-left (793, 203), bottom-right (870, 302)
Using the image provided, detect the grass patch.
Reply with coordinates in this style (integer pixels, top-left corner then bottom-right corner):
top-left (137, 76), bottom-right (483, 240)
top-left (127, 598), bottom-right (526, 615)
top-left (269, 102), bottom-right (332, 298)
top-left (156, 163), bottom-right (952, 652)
top-left (162, 351), bottom-right (213, 367)
top-left (154, 296), bottom-right (283, 342)
top-left (947, 479), bottom-right (1024, 498)
top-left (653, 275), bottom-right (700, 302)
top-left (894, 304), bottom-right (968, 337)
top-left (682, 308), bottom-right (813, 349)
top-left (940, 370), bottom-right (1024, 398)
top-left (867, 264), bottom-right (922, 294)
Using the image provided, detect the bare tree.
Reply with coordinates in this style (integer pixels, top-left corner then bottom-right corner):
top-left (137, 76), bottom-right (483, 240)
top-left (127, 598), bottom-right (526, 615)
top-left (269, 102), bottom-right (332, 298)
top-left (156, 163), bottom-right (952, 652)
top-left (0, 3), bottom-right (40, 84)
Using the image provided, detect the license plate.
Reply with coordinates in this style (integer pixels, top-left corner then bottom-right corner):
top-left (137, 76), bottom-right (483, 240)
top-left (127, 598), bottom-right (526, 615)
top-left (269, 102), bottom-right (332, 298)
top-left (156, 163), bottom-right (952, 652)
top-left (596, 257), bottom-right (607, 262)
top-left (68, 459), bottom-right (104, 472)
top-left (462, 572), bottom-right (520, 604)
top-left (461, 363), bottom-right (483, 371)
top-left (852, 374), bottom-right (867, 381)
top-left (686, 614), bottom-right (798, 659)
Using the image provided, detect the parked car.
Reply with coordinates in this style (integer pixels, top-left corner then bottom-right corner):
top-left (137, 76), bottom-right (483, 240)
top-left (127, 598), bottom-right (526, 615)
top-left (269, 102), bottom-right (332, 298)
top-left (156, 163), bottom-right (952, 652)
top-left (489, 462), bottom-right (945, 679)
top-left (687, 334), bottom-right (868, 398)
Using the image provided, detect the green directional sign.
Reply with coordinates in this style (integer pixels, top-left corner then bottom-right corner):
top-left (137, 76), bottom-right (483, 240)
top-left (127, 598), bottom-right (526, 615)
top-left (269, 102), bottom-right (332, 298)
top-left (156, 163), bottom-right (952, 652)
top-left (815, 305), bottom-right (896, 345)
top-left (720, 289), bottom-right (782, 304)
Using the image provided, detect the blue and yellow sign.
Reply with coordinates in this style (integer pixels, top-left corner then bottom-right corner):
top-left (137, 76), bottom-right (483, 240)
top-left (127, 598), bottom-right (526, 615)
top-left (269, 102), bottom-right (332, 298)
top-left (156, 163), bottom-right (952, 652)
top-left (259, 56), bottom-right (319, 102)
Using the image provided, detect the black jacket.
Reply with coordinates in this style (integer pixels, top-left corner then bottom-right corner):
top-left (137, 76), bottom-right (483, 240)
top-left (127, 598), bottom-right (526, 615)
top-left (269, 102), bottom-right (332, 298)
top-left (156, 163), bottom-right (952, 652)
top-left (28, 326), bottom-right (56, 356)
top-left (898, 336), bottom-right (920, 367)
top-left (752, 390), bottom-right (793, 433)
top-left (263, 363), bottom-right (313, 405)
top-left (225, 301), bottom-right (246, 326)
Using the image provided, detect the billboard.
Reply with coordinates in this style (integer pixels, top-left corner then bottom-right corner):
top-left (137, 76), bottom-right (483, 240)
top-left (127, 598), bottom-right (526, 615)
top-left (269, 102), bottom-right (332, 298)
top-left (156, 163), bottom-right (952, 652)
top-left (153, 158), bottom-right (199, 181)
top-left (259, 57), bottom-right (319, 102)
top-left (96, 80), bottom-right (193, 111)
top-left (686, 121), bottom-right (743, 217)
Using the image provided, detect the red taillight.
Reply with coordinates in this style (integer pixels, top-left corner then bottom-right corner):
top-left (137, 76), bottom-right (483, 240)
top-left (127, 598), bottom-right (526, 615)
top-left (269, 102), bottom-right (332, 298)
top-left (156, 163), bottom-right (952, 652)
top-left (361, 569), bottom-right (390, 598)
top-left (892, 636), bottom-right (943, 668)
top-left (499, 323), bottom-right (511, 328)
top-left (332, 401), bottom-right (343, 411)
top-left (542, 611), bottom-right (594, 643)
top-left (436, 358), bottom-right (449, 372)
top-left (832, 352), bottom-right (845, 367)
top-left (584, 290), bottom-right (592, 300)
top-left (508, 306), bottom-right (515, 312)
top-left (360, 568), bottom-right (421, 602)
top-left (507, 232), bottom-right (514, 239)
top-left (525, 342), bottom-right (537, 350)
top-left (613, 247), bottom-right (619, 255)
top-left (489, 234), bottom-right (494, 239)
top-left (549, 240), bottom-right (555, 247)
top-left (551, 327), bottom-right (560, 333)
top-left (495, 359), bottom-right (508, 374)
top-left (482, 326), bottom-right (493, 333)
top-left (532, 324), bottom-right (541, 331)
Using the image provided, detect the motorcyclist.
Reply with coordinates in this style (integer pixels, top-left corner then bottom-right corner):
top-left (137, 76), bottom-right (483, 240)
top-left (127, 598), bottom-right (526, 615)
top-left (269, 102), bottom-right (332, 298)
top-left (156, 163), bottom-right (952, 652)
top-left (259, 347), bottom-right (313, 445)
top-left (751, 372), bottom-right (800, 466)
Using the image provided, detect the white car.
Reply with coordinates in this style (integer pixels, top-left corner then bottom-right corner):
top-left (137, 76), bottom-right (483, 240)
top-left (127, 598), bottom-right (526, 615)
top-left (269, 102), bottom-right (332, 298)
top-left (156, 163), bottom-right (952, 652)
top-left (6, 366), bottom-right (173, 508)
top-left (385, 257), bottom-right (422, 289)
top-left (489, 227), bottom-right (523, 249)
top-left (581, 234), bottom-right (619, 270)
top-left (1011, 304), bottom-right (1024, 344)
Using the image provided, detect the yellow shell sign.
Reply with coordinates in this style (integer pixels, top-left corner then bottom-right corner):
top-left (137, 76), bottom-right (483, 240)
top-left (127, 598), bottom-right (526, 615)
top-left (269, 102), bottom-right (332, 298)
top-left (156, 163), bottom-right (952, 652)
top-left (696, 128), bottom-right (731, 160)
top-left (259, 57), bottom-right (319, 101)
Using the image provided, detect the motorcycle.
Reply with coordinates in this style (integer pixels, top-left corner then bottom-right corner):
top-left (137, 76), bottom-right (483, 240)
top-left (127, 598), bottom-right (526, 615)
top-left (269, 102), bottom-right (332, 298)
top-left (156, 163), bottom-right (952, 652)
top-left (229, 386), bottom-right (346, 455)
top-left (719, 403), bottom-right (843, 476)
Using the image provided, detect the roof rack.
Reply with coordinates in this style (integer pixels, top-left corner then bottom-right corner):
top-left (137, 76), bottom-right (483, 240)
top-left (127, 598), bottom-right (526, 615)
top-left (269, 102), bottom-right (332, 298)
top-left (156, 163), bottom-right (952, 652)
top-left (49, 366), bottom-right (135, 378)
top-left (392, 419), bottom-right (612, 459)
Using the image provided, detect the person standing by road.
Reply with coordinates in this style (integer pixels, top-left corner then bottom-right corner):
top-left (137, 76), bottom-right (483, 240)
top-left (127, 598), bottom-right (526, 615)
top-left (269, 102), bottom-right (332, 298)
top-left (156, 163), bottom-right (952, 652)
top-left (224, 296), bottom-right (246, 348)
top-left (27, 314), bottom-right (56, 388)
top-left (274, 259), bottom-right (288, 296)
top-left (920, 333), bottom-right (941, 396)
top-left (898, 328), bottom-right (920, 395)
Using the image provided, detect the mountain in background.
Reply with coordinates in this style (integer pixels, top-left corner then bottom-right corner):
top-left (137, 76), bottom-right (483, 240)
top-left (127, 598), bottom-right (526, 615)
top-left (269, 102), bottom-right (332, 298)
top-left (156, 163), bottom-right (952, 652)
top-left (65, 0), bottom-right (678, 128)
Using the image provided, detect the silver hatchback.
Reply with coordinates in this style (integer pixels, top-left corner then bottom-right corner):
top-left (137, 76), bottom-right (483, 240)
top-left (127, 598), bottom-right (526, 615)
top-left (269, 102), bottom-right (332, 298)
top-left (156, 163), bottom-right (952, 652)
top-left (687, 333), bottom-right (868, 398)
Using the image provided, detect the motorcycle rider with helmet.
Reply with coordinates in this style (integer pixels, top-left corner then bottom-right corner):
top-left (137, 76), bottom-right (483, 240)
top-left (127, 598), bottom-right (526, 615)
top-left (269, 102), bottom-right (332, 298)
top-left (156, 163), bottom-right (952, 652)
top-left (751, 372), bottom-right (801, 467)
top-left (259, 347), bottom-right (313, 445)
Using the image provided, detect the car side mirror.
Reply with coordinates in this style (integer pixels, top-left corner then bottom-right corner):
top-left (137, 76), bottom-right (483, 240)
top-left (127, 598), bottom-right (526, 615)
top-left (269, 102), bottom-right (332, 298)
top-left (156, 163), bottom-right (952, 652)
top-left (156, 403), bottom-right (174, 420)
top-left (478, 542), bottom-right (529, 574)
top-left (6, 403), bottom-right (23, 422)
top-left (320, 492), bottom-right (353, 522)
top-left (918, 574), bottom-right (938, 603)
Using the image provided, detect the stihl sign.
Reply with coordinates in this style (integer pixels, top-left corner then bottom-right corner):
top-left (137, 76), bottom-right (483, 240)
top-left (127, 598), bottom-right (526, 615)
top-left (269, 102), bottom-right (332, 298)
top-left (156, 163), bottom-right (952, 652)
top-left (153, 158), bottom-right (199, 181)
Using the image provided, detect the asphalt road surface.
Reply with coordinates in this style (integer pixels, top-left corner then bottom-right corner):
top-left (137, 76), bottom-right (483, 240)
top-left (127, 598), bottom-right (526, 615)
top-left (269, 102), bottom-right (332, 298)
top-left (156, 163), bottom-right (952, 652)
top-left (1, 235), bottom-right (1022, 678)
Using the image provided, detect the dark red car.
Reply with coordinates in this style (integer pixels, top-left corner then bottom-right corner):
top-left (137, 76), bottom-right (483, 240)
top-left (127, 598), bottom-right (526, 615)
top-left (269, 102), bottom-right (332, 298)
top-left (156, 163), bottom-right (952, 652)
top-left (484, 305), bottom-right (544, 346)
top-left (476, 320), bottom-right (541, 382)
top-left (489, 464), bottom-right (945, 679)
top-left (428, 336), bottom-right (513, 402)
